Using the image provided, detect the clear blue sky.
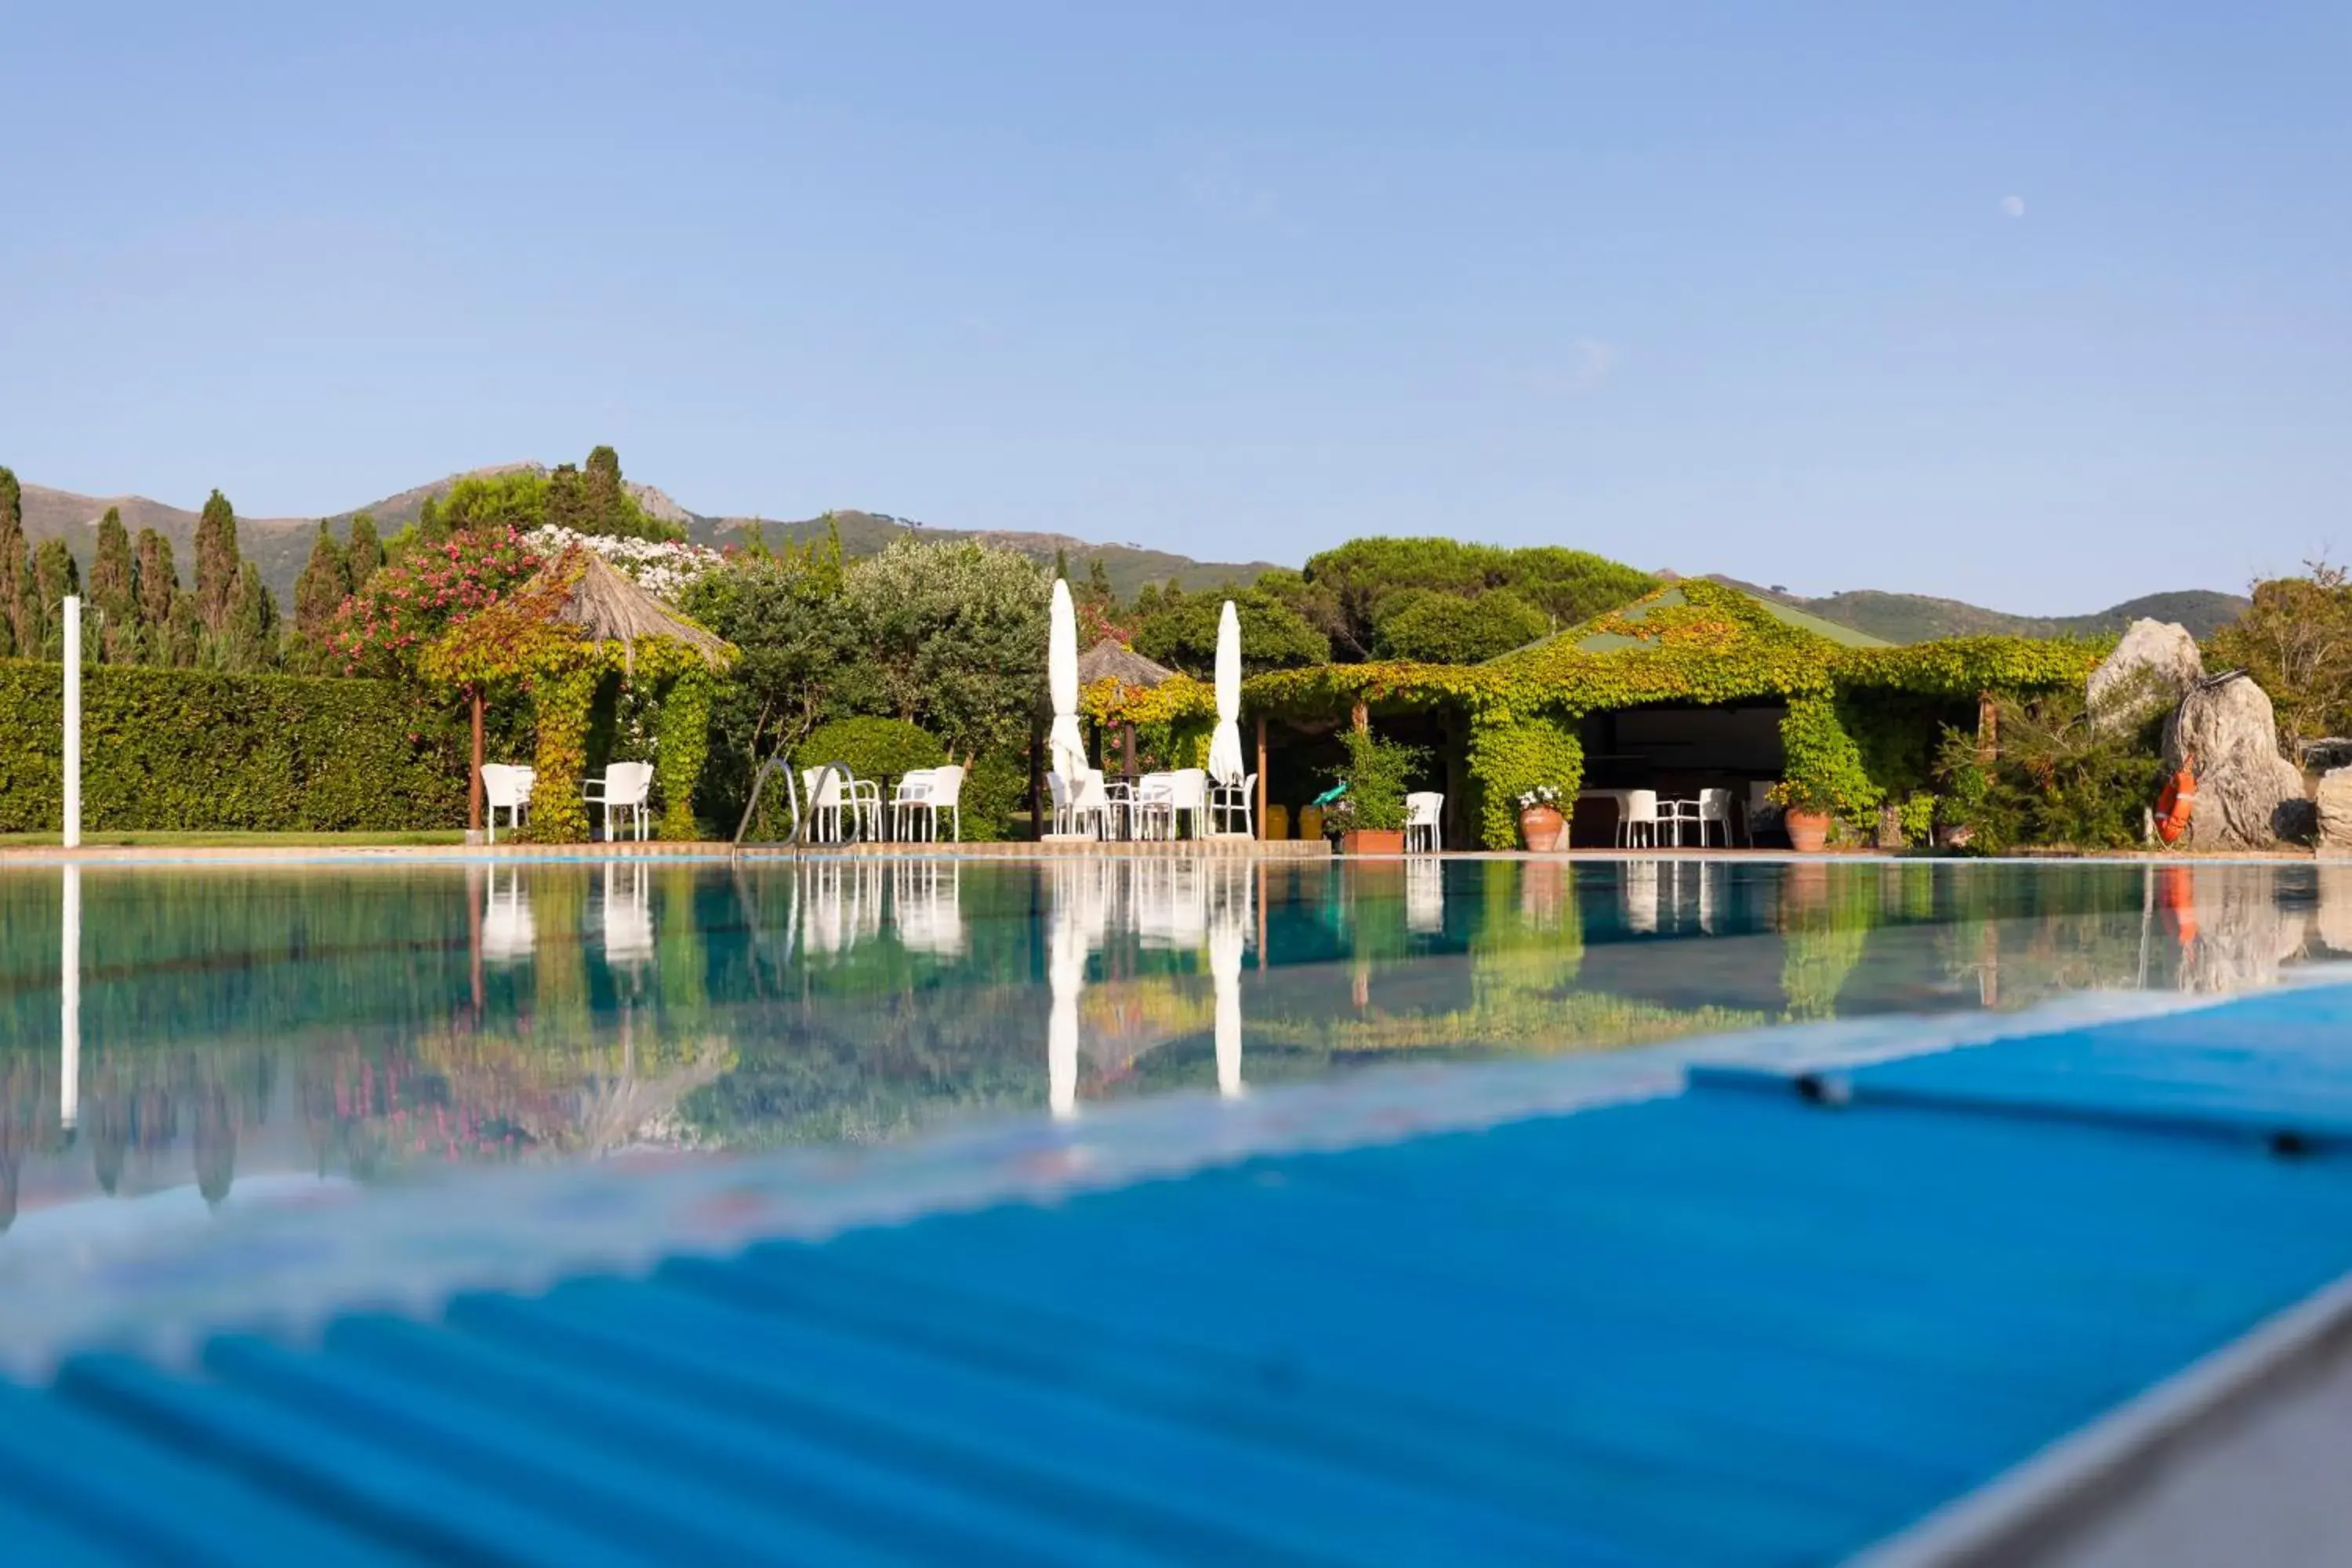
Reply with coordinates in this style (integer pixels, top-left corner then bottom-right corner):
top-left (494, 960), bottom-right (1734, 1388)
top-left (3, 2), bottom-right (2345, 612)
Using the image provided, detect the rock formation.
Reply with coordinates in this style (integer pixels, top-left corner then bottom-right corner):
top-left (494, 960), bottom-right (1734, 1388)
top-left (2088, 619), bottom-right (2203, 733)
top-left (2162, 672), bottom-right (2309, 849)
top-left (2318, 767), bottom-right (2352, 853)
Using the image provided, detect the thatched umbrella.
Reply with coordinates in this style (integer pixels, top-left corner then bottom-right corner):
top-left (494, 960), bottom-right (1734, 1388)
top-left (1076, 640), bottom-right (1176, 688)
top-left (1076, 638), bottom-right (1176, 777)
top-left (550, 554), bottom-right (732, 671)
top-left (433, 550), bottom-right (735, 833)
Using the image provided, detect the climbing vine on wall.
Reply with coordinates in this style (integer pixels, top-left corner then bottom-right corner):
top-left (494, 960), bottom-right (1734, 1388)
top-left (1243, 581), bottom-right (2103, 848)
top-left (1465, 712), bottom-right (1584, 849)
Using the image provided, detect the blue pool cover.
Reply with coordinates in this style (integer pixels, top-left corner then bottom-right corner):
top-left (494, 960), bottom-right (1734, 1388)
top-left (9, 983), bottom-right (2352, 1565)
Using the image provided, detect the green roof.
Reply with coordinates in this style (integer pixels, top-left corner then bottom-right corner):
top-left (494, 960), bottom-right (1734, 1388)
top-left (1556, 584), bottom-right (1889, 654)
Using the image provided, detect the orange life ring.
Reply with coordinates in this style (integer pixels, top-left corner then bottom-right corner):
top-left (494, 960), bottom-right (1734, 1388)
top-left (2155, 762), bottom-right (2197, 846)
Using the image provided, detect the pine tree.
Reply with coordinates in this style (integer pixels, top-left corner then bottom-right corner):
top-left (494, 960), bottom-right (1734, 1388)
top-left (89, 507), bottom-right (139, 663)
top-left (291, 521), bottom-right (350, 672)
top-left (193, 488), bottom-right (241, 639)
top-left (345, 514), bottom-right (384, 591)
top-left (1053, 546), bottom-right (1071, 584)
top-left (416, 495), bottom-right (449, 546)
top-left (583, 445), bottom-right (627, 535)
top-left (546, 463), bottom-right (589, 532)
top-left (31, 539), bottom-right (81, 659)
top-left (0, 466), bottom-right (25, 657)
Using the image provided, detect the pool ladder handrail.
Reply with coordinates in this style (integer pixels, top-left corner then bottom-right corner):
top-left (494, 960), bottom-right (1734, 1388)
top-left (733, 757), bottom-right (858, 849)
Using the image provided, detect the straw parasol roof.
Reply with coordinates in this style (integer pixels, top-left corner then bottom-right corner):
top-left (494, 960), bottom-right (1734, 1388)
top-left (550, 554), bottom-right (732, 668)
top-left (1076, 638), bottom-right (1176, 688)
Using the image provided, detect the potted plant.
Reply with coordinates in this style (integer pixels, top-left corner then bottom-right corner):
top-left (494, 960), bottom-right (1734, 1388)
top-left (1766, 781), bottom-right (1835, 852)
top-left (1324, 729), bottom-right (1425, 855)
top-left (1515, 785), bottom-right (1566, 852)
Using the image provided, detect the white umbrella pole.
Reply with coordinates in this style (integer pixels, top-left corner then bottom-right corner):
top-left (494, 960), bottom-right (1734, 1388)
top-left (64, 594), bottom-right (81, 848)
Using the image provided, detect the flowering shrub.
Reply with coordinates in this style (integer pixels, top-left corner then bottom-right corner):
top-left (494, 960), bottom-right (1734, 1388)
top-left (524, 526), bottom-right (721, 604)
top-left (325, 527), bottom-right (546, 678)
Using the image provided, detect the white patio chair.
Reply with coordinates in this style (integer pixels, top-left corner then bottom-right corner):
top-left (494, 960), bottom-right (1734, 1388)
top-left (583, 761), bottom-right (654, 842)
top-left (1693, 787), bottom-right (1734, 848)
top-left (1156, 769), bottom-right (1209, 840)
top-left (1403, 790), bottom-right (1444, 854)
top-left (1099, 776), bottom-right (1136, 840)
top-left (1208, 772), bottom-right (1258, 837)
top-left (1131, 771), bottom-right (1174, 840)
top-left (893, 764), bottom-right (964, 842)
top-left (847, 774), bottom-right (885, 840)
top-left (891, 768), bottom-right (936, 840)
top-left (801, 767), bottom-right (845, 843)
top-left (1660, 797), bottom-right (1700, 846)
top-left (1616, 789), bottom-right (1661, 848)
top-left (481, 763), bottom-right (535, 842)
top-left (1047, 771), bottom-right (1107, 838)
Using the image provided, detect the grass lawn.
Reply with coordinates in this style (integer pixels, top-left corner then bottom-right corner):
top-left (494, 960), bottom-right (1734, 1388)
top-left (0, 830), bottom-right (471, 848)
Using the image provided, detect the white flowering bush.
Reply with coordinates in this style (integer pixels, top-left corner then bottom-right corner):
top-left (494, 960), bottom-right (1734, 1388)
top-left (1515, 784), bottom-right (1562, 810)
top-left (524, 525), bottom-right (723, 604)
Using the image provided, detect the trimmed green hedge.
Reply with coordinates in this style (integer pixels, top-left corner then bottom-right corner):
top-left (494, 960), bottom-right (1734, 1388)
top-left (0, 660), bottom-right (465, 832)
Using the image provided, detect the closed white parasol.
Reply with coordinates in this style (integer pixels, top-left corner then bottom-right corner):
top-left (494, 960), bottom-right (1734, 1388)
top-left (1047, 579), bottom-right (1089, 789)
top-left (1207, 599), bottom-right (1244, 786)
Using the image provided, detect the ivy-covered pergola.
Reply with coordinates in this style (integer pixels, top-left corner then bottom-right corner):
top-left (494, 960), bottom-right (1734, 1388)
top-left (1243, 580), bottom-right (2099, 848)
top-left (424, 550), bottom-right (736, 841)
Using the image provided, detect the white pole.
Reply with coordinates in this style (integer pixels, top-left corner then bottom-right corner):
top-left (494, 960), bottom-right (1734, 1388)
top-left (63, 594), bottom-right (82, 849)
top-left (61, 866), bottom-right (80, 1128)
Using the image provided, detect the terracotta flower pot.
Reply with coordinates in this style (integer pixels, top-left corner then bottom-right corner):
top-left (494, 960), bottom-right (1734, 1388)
top-left (1341, 829), bottom-right (1406, 855)
top-left (1518, 804), bottom-right (1566, 853)
top-left (1783, 808), bottom-right (1831, 853)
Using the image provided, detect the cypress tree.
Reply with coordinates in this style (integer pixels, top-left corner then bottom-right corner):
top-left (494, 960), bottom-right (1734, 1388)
top-left (89, 507), bottom-right (140, 663)
top-left (166, 591), bottom-right (204, 669)
top-left (0, 467), bottom-right (25, 657)
top-left (292, 521), bottom-right (351, 670)
top-left (193, 488), bottom-right (241, 637)
top-left (133, 528), bottom-right (180, 663)
top-left (546, 463), bottom-right (589, 533)
top-left (583, 445), bottom-right (626, 535)
top-left (225, 560), bottom-right (281, 672)
top-left (345, 513), bottom-right (383, 591)
top-left (31, 539), bottom-right (81, 659)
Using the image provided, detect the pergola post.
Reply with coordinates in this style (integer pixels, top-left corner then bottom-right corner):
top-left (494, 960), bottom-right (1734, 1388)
top-left (1254, 714), bottom-right (1268, 838)
top-left (1350, 699), bottom-right (1368, 735)
top-left (1976, 691), bottom-right (1999, 764)
top-left (469, 686), bottom-right (486, 832)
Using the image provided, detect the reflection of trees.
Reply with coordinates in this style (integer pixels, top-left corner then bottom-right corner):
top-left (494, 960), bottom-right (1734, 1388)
top-left (1778, 864), bottom-right (1875, 1021)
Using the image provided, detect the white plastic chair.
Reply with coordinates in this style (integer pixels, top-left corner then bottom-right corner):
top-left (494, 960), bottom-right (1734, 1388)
top-left (1209, 772), bottom-right (1258, 837)
top-left (1693, 788), bottom-right (1734, 848)
top-left (1616, 789), bottom-right (1661, 848)
top-left (1139, 769), bottom-right (1208, 840)
top-left (1047, 770), bottom-right (1108, 838)
top-left (583, 761), bottom-right (654, 842)
top-left (1404, 791), bottom-right (1444, 854)
top-left (481, 763), bottom-right (535, 842)
top-left (893, 765), bottom-right (964, 842)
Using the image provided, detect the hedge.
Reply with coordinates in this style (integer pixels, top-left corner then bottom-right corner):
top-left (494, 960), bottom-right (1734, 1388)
top-left (0, 660), bottom-right (466, 833)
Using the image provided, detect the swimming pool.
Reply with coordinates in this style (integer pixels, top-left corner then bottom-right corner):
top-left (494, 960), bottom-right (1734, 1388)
top-left (5, 854), bottom-right (2352, 1561)
top-left (0, 855), bottom-right (2343, 1215)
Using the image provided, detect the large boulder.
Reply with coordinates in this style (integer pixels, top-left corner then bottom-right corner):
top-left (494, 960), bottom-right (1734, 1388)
top-left (2162, 672), bottom-right (2308, 849)
top-left (2318, 766), bottom-right (2352, 853)
top-left (2088, 619), bottom-right (2203, 733)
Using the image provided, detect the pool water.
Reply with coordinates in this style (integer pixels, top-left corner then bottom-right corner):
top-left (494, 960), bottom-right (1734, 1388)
top-left (0, 855), bottom-right (2345, 1232)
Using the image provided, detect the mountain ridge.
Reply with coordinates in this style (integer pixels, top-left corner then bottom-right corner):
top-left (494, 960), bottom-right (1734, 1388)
top-left (13, 465), bottom-right (2249, 643)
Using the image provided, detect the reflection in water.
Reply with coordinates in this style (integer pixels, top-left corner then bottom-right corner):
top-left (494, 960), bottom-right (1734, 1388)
top-left (0, 857), bottom-right (2347, 1233)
